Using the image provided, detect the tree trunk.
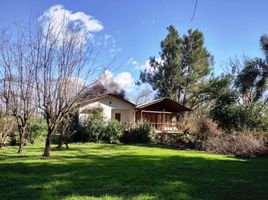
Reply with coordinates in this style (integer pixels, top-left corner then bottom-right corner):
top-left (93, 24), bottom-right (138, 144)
top-left (17, 127), bottom-right (25, 153)
top-left (57, 133), bottom-right (63, 149)
top-left (18, 133), bottom-right (23, 153)
top-left (43, 137), bottom-right (51, 157)
top-left (43, 127), bottom-right (53, 157)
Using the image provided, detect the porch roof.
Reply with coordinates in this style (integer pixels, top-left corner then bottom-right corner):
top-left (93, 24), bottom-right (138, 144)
top-left (136, 98), bottom-right (191, 113)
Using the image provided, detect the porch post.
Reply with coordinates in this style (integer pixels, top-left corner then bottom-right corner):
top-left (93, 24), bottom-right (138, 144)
top-left (162, 109), bottom-right (165, 131)
top-left (163, 109), bottom-right (165, 123)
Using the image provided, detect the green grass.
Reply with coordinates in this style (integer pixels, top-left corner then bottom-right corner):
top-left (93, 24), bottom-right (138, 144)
top-left (0, 143), bottom-right (268, 200)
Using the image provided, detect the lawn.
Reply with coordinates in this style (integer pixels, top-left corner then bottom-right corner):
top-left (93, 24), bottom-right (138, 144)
top-left (0, 144), bottom-right (267, 200)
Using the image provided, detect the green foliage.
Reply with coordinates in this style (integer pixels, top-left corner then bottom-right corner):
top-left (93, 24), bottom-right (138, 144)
top-left (210, 91), bottom-right (268, 131)
top-left (234, 58), bottom-right (267, 102)
top-left (26, 119), bottom-right (47, 144)
top-left (72, 107), bottom-right (105, 142)
top-left (140, 26), bottom-right (214, 108)
top-left (210, 34), bottom-right (268, 132)
top-left (73, 108), bottom-right (125, 143)
top-left (232, 35), bottom-right (268, 103)
top-left (104, 120), bottom-right (125, 143)
top-left (86, 107), bottom-right (106, 141)
top-left (209, 91), bottom-right (240, 131)
top-left (120, 121), bottom-right (151, 143)
top-left (189, 74), bottom-right (232, 109)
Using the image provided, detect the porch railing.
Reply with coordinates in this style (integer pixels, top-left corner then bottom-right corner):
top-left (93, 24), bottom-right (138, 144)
top-left (124, 122), bottom-right (179, 132)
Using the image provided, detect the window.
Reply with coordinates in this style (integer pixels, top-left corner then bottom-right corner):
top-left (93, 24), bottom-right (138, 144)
top-left (115, 113), bottom-right (121, 122)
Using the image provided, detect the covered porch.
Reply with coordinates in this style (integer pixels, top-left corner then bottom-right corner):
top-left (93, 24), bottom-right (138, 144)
top-left (135, 98), bottom-right (190, 133)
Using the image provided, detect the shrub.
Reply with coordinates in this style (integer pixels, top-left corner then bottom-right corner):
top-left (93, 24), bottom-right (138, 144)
top-left (205, 132), bottom-right (268, 158)
top-left (104, 120), bottom-right (125, 143)
top-left (87, 107), bottom-right (106, 141)
top-left (26, 119), bottom-right (47, 144)
top-left (210, 91), bottom-right (268, 131)
top-left (72, 108), bottom-right (125, 143)
top-left (171, 115), bottom-right (222, 150)
top-left (178, 115), bottom-right (268, 157)
top-left (150, 131), bottom-right (197, 149)
top-left (72, 107), bottom-right (105, 142)
top-left (120, 121), bottom-right (151, 143)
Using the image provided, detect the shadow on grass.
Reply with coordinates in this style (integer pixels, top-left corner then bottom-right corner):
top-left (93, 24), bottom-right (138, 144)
top-left (0, 146), bottom-right (268, 200)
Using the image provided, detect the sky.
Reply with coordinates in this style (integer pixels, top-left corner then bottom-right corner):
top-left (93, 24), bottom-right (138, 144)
top-left (1, 0), bottom-right (268, 101)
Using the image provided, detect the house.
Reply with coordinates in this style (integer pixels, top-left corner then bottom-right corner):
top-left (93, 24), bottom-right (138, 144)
top-left (78, 93), bottom-right (190, 133)
top-left (79, 93), bottom-right (136, 124)
top-left (136, 98), bottom-right (190, 132)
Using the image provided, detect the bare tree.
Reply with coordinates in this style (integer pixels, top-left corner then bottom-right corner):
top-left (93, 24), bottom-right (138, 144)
top-left (0, 103), bottom-right (15, 148)
top-left (135, 88), bottom-right (153, 105)
top-left (30, 16), bottom-right (102, 156)
top-left (0, 28), bottom-right (36, 153)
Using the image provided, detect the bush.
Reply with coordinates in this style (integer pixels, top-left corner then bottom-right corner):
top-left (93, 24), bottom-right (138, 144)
top-left (168, 115), bottom-right (222, 149)
top-left (178, 115), bottom-right (268, 157)
top-left (205, 132), bottom-right (268, 158)
top-left (72, 108), bottom-right (125, 143)
top-left (86, 108), bottom-right (106, 141)
top-left (104, 120), bottom-right (125, 143)
top-left (26, 119), bottom-right (47, 144)
top-left (72, 107), bottom-right (105, 142)
top-left (210, 91), bottom-right (268, 131)
top-left (120, 121), bottom-right (151, 144)
top-left (150, 131), bottom-right (197, 149)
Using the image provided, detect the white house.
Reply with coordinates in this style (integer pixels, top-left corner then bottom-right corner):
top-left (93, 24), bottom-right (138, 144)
top-left (79, 93), bottom-right (136, 123)
top-left (78, 93), bottom-right (191, 133)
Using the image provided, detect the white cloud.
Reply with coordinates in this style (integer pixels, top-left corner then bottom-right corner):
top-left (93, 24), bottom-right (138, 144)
top-left (39, 5), bottom-right (122, 57)
top-left (126, 58), bottom-right (140, 70)
top-left (126, 57), bottom-right (163, 73)
top-left (126, 58), bottom-right (134, 65)
top-left (39, 4), bottom-right (103, 43)
top-left (95, 34), bottom-right (121, 57)
top-left (100, 70), bottom-right (134, 93)
top-left (114, 72), bottom-right (134, 90)
top-left (126, 58), bottom-right (139, 67)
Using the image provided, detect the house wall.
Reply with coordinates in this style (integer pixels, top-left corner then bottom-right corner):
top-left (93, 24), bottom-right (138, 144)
top-left (79, 96), bottom-right (135, 123)
top-left (111, 109), bottom-right (135, 123)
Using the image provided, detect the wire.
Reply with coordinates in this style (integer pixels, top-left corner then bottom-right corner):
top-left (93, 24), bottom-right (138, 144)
top-left (191, 0), bottom-right (198, 21)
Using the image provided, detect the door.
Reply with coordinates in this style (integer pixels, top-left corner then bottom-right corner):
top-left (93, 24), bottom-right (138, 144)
top-left (115, 113), bottom-right (121, 122)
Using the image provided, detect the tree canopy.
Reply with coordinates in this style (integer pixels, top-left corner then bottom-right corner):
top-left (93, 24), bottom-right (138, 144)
top-left (140, 26), bottom-right (228, 109)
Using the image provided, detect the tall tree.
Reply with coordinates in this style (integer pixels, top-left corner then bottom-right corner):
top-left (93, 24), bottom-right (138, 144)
top-left (31, 17), bottom-right (102, 157)
top-left (140, 26), bottom-right (182, 101)
top-left (0, 28), bottom-right (36, 153)
top-left (233, 35), bottom-right (268, 103)
top-left (210, 35), bottom-right (268, 131)
top-left (140, 26), bottom-right (213, 108)
top-left (180, 29), bottom-right (212, 106)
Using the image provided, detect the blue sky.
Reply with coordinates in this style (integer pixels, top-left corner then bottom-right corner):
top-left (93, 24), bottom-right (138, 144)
top-left (1, 0), bottom-right (268, 101)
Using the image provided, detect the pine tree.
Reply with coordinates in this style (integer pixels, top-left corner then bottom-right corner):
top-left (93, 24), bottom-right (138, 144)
top-left (140, 26), bottom-right (214, 108)
top-left (140, 26), bottom-right (182, 101)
